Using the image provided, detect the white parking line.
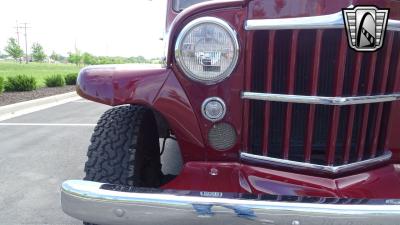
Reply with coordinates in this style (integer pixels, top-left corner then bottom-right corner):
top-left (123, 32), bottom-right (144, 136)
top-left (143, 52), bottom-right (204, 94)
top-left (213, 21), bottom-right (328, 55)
top-left (0, 123), bottom-right (96, 127)
top-left (73, 100), bottom-right (91, 103)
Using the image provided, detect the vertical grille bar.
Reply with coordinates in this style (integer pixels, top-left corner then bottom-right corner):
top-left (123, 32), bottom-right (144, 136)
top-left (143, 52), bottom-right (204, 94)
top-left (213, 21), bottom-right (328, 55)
top-left (242, 31), bottom-right (255, 152)
top-left (304, 30), bottom-right (323, 162)
top-left (262, 31), bottom-right (276, 156)
top-left (383, 42), bottom-right (400, 149)
top-left (248, 29), bottom-right (396, 169)
top-left (343, 53), bottom-right (363, 163)
top-left (248, 31), bottom-right (268, 155)
top-left (326, 30), bottom-right (347, 165)
top-left (369, 33), bottom-right (394, 157)
top-left (356, 52), bottom-right (378, 161)
top-left (282, 30), bottom-right (299, 159)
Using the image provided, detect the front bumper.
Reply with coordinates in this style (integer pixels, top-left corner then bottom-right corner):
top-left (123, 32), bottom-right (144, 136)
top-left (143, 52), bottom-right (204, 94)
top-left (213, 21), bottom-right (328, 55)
top-left (61, 180), bottom-right (400, 225)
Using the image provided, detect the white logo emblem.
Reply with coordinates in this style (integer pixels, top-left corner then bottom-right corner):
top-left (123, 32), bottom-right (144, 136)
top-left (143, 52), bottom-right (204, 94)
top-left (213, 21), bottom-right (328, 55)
top-left (343, 6), bottom-right (389, 51)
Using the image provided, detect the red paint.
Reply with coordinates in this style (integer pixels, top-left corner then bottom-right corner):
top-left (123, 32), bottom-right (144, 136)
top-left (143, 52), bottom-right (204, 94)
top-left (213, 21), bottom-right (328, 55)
top-left (344, 53), bottom-right (363, 163)
top-left (163, 162), bottom-right (400, 198)
top-left (169, 7), bottom-right (247, 162)
top-left (304, 30), bottom-right (323, 163)
top-left (77, 65), bottom-right (169, 106)
top-left (326, 31), bottom-right (347, 165)
top-left (262, 31), bottom-right (276, 156)
top-left (282, 30), bottom-right (299, 160)
top-left (77, 0), bottom-right (400, 199)
top-left (248, 0), bottom-right (400, 20)
top-left (241, 29), bottom-right (254, 154)
top-left (245, 0), bottom-right (400, 162)
top-left (370, 33), bottom-right (395, 157)
top-left (357, 53), bottom-right (377, 160)
top-left (153, 72), bottom-right (206, 162)
top-left (338, 165), bottom-right (400, 198)
top-left (386, 47), bottom-right (400, 155)
top-left (166, 0), bottom-right (179, 31)
top-left (163, 162), bottom-right (242, 193)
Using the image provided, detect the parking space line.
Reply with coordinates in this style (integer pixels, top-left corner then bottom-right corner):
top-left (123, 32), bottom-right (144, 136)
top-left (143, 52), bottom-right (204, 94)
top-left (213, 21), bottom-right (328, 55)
top-left (0, 123), bottom-right (96, 127)
top-left (73, 100), bottom-right (92, 103)
top-left (0, 95), bottom-right (81, 122)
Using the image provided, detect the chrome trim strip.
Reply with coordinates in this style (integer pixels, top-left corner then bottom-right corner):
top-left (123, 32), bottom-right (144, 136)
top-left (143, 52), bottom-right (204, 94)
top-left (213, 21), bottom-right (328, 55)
top-left (241, 92), bottom-right (400, 105)
top-left (62, 180), bottom-right (400, 225)
top-left (245, 11), bottom-right (400, 31)
top-left (389, 19), bottom-right (400, 31)
top-left (240, 151), bottom-right (392, 174)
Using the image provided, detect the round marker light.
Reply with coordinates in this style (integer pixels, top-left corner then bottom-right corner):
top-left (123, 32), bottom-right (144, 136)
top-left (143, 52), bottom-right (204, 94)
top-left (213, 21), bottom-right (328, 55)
top-left (202, 97), bottom-right (226, 122)
top-left (175, 17), bottom-right (239, 84)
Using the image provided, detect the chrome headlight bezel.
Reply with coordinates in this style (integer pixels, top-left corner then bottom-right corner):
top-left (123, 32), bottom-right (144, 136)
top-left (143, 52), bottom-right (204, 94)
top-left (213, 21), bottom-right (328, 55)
top-left (174, 17), bottom-right (240, 85)
top-left (201, 97), bottom-right (227, 122)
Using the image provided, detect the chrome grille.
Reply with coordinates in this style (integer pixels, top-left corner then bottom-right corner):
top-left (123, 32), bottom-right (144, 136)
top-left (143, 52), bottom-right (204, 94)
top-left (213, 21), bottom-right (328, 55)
top-left (245, 29), bottom-right (400, 169)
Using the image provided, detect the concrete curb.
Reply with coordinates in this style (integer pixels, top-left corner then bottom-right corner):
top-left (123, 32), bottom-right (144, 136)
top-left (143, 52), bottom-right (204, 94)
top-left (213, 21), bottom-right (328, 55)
top-left (0, 91), bottom-right (81, 122)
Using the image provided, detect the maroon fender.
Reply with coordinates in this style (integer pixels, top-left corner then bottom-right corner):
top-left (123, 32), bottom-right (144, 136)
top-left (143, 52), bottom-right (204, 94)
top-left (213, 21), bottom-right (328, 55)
top-left (152, 71), bottom-right (206, 161)
top-left (77, 65), bottom-right (205, 161)
top-left (77, 65), bottom-right (170, 106)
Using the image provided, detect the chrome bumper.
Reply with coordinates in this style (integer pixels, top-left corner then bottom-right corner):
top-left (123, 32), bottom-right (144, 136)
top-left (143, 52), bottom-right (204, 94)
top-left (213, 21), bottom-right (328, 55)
top-left (61, 180), bottom-right (400, 225)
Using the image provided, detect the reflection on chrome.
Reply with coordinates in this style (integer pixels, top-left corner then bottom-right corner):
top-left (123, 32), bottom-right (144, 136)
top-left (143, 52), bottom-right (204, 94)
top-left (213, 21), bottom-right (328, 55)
top-left (61, 180), bottom-right (400, 225)
top-left (241, 92), bottom-right (400, 106)
top-left (240, 151), bottom-right (392, 174)
top-left (245, 10), bottom-right (400, 31)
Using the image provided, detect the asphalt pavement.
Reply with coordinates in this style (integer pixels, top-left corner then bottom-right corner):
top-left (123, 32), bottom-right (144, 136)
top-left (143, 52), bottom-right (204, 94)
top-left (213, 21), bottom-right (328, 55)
top-left (0, 99), bottom-right (182, 224)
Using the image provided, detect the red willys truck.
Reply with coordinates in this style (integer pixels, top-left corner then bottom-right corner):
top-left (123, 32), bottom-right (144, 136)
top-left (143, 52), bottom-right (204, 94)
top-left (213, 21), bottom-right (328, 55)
top-left (61, 0), bottom-right (400, 224)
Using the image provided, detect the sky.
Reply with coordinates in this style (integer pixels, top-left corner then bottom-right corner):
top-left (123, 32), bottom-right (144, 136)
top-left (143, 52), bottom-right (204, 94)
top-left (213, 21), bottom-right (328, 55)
top-left (0, 0), bottom-right (167, 58)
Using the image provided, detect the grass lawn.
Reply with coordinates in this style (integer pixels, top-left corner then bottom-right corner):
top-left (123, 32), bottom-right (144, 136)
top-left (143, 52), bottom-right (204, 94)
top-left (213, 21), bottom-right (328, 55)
top-left (0, 61), bottom-right (81, 87)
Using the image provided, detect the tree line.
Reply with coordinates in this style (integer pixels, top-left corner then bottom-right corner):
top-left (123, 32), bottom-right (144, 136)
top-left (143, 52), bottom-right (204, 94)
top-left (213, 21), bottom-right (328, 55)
top-left (2, 37), bottom-right (162, 65)
top-left (67, 51), bottom-right (161, 66)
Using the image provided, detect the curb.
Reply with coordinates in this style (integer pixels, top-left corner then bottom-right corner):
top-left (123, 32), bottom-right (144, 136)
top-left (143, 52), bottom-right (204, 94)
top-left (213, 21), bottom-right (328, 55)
top-left (0, 91), bottom-right (81, 122)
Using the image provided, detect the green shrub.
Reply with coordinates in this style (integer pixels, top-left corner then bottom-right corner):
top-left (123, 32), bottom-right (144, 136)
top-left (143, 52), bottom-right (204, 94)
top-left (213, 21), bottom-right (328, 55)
top-left (45, 74), bottom-right (65, 87)
top-left (0, 76), bottom-right (4, 93)
top-left (64, 73), bottom-right (78, 85)
top-left (5, 75), bottom-right (37, 92)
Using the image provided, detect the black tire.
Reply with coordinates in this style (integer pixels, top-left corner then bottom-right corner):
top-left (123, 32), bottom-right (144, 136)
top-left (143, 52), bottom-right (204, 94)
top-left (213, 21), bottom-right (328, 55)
top-left (84, 105), bottom-right (162, 186)
top-left (83, 105), bottom-right (162, 225)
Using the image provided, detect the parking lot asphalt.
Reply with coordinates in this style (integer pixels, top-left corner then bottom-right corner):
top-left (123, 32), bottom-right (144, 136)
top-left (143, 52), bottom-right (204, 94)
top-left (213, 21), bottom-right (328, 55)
top-left (0, 99), bottom-right (182, 224)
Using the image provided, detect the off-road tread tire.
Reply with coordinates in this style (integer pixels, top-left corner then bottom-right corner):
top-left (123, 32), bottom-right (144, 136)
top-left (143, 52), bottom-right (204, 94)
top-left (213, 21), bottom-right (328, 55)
top-left (84, 104), bottom-right (161, 185)
top-left (83, 105), bottom-right (161, 225)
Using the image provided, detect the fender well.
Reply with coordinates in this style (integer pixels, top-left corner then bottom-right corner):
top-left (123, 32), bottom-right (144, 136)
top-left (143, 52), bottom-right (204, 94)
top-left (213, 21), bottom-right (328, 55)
top-left (77, 64), bottom-right (205, 161)
top-left (77, 65), bottom-right (169, 106)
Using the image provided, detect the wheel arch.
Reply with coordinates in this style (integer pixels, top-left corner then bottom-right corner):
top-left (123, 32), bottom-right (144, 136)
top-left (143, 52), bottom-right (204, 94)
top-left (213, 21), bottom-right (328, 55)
top-left (77, 65), bottom-right (206, 162)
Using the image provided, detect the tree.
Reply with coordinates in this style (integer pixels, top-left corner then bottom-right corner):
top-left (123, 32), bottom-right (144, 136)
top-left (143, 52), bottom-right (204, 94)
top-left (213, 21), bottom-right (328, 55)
top-left (50, 51), bottom-right (60, 62)
top-left (4, 38), bottom-right (24, 62)
top-left (68, 51), bottom-right (82, 66)
top-left (82, 52), bottom-right (96, 65)
top-left (31, 42), bottom-right (46, 62)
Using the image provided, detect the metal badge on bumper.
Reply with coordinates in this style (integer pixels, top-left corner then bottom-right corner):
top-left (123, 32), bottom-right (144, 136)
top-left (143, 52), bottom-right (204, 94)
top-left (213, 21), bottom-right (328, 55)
top-left (61, 180), bottom-right (400, 225)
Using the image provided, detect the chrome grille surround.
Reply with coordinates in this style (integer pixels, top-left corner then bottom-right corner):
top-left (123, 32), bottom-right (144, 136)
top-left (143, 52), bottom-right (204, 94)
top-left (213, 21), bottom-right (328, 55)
top-left (243, 9), bottom-right (400, 173)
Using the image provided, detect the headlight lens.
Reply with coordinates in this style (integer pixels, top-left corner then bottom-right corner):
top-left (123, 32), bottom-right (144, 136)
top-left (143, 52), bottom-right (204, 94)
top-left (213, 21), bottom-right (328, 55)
top-left (175, 17), bottom-right (239, 84)
top-left (202, 97), bottom-right (226, 122)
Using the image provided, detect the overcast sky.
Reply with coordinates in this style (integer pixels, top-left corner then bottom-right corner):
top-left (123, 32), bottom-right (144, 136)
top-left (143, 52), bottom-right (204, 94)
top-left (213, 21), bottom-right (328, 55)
top-left (0, 0), bottom-right (167, 58)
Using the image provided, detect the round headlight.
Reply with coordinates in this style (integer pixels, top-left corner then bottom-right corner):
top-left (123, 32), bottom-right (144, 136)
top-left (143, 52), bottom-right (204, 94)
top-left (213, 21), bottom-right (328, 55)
top-left (175, 17), bottom-right (239, 85)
